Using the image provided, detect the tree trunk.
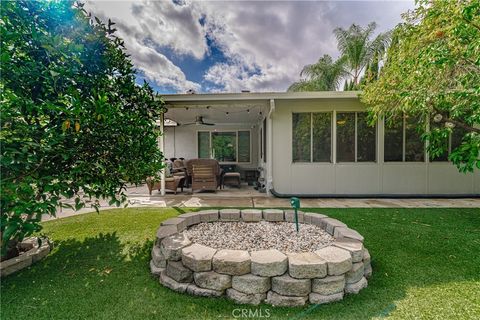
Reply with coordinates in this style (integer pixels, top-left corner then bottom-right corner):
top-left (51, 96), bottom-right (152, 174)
top-left (1, 239), bottom-right (20, 261)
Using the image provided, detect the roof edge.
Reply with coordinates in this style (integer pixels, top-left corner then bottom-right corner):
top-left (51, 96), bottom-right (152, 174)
top-left (160, 91), bottom-right (362, 103)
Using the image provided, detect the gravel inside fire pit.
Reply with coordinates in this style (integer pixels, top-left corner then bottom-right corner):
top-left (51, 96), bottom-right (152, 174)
top-left (184, 221), bottom-right (334, 252)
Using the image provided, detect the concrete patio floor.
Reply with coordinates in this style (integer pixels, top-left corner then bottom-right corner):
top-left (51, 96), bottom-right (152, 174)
top-left (44, 183), bottom-right (480, 221)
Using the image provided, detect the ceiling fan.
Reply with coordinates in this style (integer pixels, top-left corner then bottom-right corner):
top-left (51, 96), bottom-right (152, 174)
top-left (182, 116), bottom-right (215, 126)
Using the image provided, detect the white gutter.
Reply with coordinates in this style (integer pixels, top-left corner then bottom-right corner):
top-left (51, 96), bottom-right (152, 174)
top-left (161, 91), bottom-right (362, 104)
top-left (266, 99), bottom-right (275, 196)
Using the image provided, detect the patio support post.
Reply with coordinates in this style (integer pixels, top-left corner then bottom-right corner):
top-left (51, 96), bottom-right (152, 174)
top-left (267, 99), bottom-right (275, 195)
top-left (159, 112), bottom-right (165, 196)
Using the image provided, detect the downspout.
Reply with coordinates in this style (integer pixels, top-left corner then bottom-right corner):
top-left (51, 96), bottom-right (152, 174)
top-left (266, 99), bottom-right (275, 196)
top-left (159, 112), bottom-right (165, 196)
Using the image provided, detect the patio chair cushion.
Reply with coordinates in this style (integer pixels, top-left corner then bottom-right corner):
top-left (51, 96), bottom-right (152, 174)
top-left (223, 172), bottom-right (241, 178)
top-left (173, 159), bottom-right (186, 170)
top-left (193, 165), bottom-right (214, 180)
top-left (186, 159), bottom-right (221, 177)
top-left (186, 159), bottom-right (221, 192)
top-left (165, 166), bottom-right (173, 178)
top-left (222, 171), bottom-right (241, 188)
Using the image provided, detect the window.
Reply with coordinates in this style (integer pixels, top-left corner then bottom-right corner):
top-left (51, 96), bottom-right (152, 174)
top-left (292, 112), bottom-right (332, 162)
top-left (198, 132), bottom-right (210, 159)
top-left (238, 131), bottom-right (250, 163)
top-left (336, 113), bottom-right (355, 162)
top-left (336, 112), bottom-right (376, 162)
top-left (293, 112), bottom-right (376, 163)
top-left (384, 115), bottom-right (425, 162)
top-left (292, 113), bottom-right (312, 162)
top-left (384, 121), bottom-right (403, 161)
top-left (357, 113), bottom-right (377, 162)
top-left (197, 130), bottom-right (251, 163)
top-left (430, 123), bottom-right (468, 162)
top-left (312, 113), bottom-right (332, 162)
top-left (212, 132), bottom-right (236, 162)
top-left (405, 116), bottom-right (424, 161)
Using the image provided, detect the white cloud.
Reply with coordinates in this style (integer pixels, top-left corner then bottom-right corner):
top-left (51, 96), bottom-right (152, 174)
top-left (85, 0), bottom-right (203, 92)
top-left (131, 1), bottom-right (207, 59)
top-left (84, 0), bottom-right (415, 93)
top-left (199, 1), bottom-right (414, 92)
top-left (126, 38), bottom-right (201, 92)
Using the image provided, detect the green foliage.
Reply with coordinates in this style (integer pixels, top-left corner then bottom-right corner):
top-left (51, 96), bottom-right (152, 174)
top-left (0, 1), bottom-right (165, 255)
top-left (334, 22), bottom-right (390, 86)
top-left (288, 54), bottom-right (347, 92)
top-left (359, 52), bottom-right (380, 88)
top-left (362, 0), bottom-right (480, 172)
top-left (289, 23), bottom-right (390, 92)
top-left (211, 134), bottom-right (236, 162)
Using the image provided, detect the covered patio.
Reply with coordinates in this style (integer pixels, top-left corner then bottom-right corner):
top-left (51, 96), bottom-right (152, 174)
top-left (155, 92), bottom-right (275, 196)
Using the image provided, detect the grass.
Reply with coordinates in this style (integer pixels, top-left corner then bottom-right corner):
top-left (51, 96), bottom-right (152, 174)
top-left (1, 207), bottom-right (480, 320)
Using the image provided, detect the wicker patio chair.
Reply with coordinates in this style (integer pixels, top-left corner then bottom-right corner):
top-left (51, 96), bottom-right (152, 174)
top-left (186, 159), bottom-right (222, 192)
top-left (146, 176), bottom-right (184, 195)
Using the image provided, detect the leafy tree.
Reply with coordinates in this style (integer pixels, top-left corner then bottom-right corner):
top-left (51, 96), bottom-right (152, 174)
top-left (288, 55), bottom-right (347, 92)
top-left (212, 134), bottom-right (236, 162)
top-left (362, 0), bottom-right (480, 172)
top-left (0, 1), bottom-right (164, 257)
top-left (360, 52), bottom-right (380, 87)
top-left (334, 22), bottom-right (390, 88)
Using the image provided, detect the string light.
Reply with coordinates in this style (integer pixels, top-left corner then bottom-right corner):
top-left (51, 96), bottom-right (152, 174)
top-left (180, 105), bottom-right (265, 117)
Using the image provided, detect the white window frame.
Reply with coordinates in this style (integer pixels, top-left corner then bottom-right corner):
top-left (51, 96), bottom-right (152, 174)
top-left (292, 112), bottom-right (333, 163)
top-left (196, 129), bottom-right (252, 164)
top-left (429, 124), bottom-right (465, 163)
top-left (384, 114), bottom-right (426, 163)
top-left (336, 111), bottom-right (378, 163)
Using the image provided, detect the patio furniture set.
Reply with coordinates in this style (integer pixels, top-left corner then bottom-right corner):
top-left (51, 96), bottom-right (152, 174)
top-left (146, 159), bottom-right (242, 195)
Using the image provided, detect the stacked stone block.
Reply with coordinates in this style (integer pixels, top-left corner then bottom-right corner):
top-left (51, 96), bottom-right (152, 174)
top-left (151, 209), bottom-right (372, 306)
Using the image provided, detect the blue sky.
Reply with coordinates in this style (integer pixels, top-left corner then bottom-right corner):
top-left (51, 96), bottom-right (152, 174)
top-left (141, 33), bottom-right (230, 92)
top-left (86, 0), bottom-right (415, 94)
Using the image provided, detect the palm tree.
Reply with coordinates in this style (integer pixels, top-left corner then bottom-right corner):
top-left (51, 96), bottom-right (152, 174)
top-left (288, 55), bottom-right (347, 92)
top-left (333, 22), bottom-right (390, 86)
top-left (287, 80), bottom-right (322, 92)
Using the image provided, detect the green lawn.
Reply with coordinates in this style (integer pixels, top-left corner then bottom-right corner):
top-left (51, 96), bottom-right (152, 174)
top-left (1, 207), bottom-right (479, 320)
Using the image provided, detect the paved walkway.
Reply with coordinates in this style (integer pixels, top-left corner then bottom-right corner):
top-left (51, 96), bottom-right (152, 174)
top-left (44, 183), bottom-right (480, 221)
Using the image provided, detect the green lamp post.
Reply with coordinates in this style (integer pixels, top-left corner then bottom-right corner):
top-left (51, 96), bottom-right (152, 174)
top-left (290, 197), bottom-right (300, 233)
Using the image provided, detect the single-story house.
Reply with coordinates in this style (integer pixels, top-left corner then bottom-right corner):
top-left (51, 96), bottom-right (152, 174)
top-left (158, 91), bottom-right (480, 197)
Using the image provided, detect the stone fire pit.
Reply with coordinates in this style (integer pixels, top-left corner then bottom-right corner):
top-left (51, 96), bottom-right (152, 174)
top-left (150, 209), bottom-right (371, 307)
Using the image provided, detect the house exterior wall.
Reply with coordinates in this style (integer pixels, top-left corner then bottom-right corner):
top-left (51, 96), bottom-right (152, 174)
top-left (271, 98), bottom-right (479, 196)
top-left (164, 124), bottom-right (260, 172)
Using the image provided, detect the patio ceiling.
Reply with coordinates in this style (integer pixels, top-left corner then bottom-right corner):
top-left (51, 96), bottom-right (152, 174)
top-left (164, 104), bottom-right (269, 125)
top-left (161, 91), bottom-right (361, 125)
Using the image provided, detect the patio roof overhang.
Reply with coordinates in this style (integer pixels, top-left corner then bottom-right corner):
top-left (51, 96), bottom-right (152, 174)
top-left (161, 90), bottom-right (362, 105)
top-left (159, 91), bottom-right (362, 126)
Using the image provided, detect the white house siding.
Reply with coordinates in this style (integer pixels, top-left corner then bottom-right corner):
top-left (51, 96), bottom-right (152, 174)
top-left (272, 98), bottom-right (479, 196)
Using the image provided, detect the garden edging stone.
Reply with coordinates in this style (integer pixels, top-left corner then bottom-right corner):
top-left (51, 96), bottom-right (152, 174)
top-left (151, 209), bottom-right (370, 306)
